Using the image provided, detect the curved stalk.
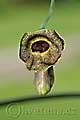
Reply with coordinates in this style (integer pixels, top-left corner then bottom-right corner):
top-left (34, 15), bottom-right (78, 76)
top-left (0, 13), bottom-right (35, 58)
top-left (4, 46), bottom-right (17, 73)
top-left (40, 0), bottom-right (55, 29)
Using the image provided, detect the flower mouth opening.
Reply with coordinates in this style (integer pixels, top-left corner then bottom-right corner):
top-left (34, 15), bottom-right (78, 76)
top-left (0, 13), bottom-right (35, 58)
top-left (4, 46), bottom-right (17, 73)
top-left (31, 40), bottom-right (49, 53)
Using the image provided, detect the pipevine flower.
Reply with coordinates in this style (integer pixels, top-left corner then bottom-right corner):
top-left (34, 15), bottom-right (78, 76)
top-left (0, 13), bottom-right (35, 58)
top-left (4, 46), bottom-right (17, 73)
top-left (19, 29), bottom-right (64, 95)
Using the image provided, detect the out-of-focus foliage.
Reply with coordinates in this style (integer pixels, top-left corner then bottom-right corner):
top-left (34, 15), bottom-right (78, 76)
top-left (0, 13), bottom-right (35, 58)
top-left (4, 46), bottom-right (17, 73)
top-left (0, 0), bottom-right (80, 102)
top-left (0, 0), bottom-right (80, 7)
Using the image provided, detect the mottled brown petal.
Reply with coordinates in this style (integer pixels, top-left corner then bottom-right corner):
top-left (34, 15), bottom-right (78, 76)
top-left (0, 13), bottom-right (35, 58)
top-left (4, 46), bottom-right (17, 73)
top-left (25, 54), bottom-right (34, 70)
top-left (42, 44), bottom-right (61, 65)
top-left (19, 29), bottom-right (64, 71)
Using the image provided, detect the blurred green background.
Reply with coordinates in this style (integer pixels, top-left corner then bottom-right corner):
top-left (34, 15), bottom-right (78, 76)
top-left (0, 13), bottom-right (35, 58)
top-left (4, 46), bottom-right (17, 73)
top-left (0, 0), bottom-right (80, 119)
top-left (0, 0), bottom-right (80, 99)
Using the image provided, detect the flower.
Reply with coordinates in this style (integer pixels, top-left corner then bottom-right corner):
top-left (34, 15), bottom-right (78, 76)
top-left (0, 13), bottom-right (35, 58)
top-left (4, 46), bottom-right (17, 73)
top-left (19, 29), bottom-right (64, 72)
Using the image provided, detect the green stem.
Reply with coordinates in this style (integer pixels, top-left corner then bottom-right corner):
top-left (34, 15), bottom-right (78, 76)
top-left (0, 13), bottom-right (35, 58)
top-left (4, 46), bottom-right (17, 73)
top-left (40, 0), bottom-right (55, 29)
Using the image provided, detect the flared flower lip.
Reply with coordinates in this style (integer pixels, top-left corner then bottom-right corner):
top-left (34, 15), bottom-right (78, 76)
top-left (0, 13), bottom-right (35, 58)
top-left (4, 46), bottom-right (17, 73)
top-left (19, 29), bottom-right (64, 72)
